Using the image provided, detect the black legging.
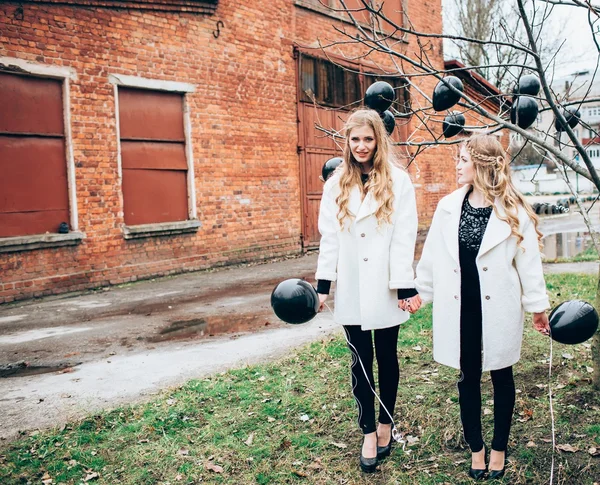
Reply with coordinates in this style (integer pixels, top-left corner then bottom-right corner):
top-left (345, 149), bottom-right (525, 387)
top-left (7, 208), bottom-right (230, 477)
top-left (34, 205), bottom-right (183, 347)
top-left (343, 325), bottom-right (400, 434)
top-left (458, 309), bottom-right (516, 452)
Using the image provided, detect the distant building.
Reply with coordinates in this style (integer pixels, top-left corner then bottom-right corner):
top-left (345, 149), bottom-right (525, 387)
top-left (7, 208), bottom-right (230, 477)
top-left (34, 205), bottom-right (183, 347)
top-left (511, 164), bottom-right (596, 195)
top-left (512, 70), bottom-right (600, 195)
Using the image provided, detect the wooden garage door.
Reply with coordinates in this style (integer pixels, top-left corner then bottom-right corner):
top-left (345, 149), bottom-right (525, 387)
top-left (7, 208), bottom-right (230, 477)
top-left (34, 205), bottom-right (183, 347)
top-left (0, 72), bottom-right (69, 237)
top-left (297, 53), bottom-right (410, 248)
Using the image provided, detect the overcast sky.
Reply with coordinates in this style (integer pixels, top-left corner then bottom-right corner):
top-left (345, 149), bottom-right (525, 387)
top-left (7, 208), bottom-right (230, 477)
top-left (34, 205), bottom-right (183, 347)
top-left (441, 0), bottom-right (600, 78)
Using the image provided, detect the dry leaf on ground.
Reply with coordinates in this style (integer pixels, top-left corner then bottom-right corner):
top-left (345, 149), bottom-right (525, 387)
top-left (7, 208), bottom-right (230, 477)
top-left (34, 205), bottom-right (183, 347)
top-left (205, 462), bottom-right (224, 473)
top-left (84, 471), bottom-right (99, 481)
top-left (330, 442), bottom-right (347, 449)
top-left (557, 444), bottom-right (579, 452)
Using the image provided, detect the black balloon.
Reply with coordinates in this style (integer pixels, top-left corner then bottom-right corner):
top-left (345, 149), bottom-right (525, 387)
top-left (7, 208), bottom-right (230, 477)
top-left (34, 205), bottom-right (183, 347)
top-left (510, 96), bottom-right (539, 129)
top-left (442, 112), bottom-right (466, 138)
top-left (321, 156), bottom-right (343, 182)
top-left (380, 110), bottom-right (396, 135)
top-left (518, 74), bottom-right (541, 96)
top-left (432, 76), bottom-right (464, 112)
top-left (554, 107), bottom-right (581, 132)
top-left (549, 300), bottom-right (599, 345)
top-left (271, 278), bottom-right (320, 324)
top-left (364, 81), bottom-right (395, 113)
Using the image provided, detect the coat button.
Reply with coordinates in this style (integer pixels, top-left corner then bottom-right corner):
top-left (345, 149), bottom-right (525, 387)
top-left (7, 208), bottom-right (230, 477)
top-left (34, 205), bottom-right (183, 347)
top-left (363, 257), bottom-right (368, 261)
top-left (454, 295), bottom-right (459, 300)
top-left (361, 233), bottom-right (366, 237)
top-left (485, 295), bottom-right (491, 300)
top-left (453, 269), bottom-right (458, 273)
top-left (483, 267), bottom-right (488, 271)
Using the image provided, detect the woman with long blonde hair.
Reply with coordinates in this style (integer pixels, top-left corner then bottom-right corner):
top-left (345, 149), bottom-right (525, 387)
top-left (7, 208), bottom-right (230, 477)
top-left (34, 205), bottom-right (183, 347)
top-left (416, 134), bottom-right (550, 480)
top-left (316, 109), bottom-right (421, 473)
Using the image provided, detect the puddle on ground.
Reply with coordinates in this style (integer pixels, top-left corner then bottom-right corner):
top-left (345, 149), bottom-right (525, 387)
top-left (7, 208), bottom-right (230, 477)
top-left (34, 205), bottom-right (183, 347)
top-left (148, 312), bottom-right (278, 343)
top-left (543, 231), bottom-right (598, 260)
top-left (125, 276), bottom-right (309, 317)
top-left (0, 362), bottom-right (82, 378)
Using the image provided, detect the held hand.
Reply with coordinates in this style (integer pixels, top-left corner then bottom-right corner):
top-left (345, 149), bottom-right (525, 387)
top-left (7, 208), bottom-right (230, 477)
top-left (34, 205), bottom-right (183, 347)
top-left (533, 311), bottom-right (550, 336)
top-left (318, 293), bottom-right (328, 312)
top-left (398, 295), bottom-right (422, 314)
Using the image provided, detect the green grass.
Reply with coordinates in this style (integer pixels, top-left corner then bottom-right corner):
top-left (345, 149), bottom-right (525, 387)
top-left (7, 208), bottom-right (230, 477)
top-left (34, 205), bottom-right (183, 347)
top-left (1, 274), bottom-right (599, 484)
top-left (544, 244), bottom-right (600, 263)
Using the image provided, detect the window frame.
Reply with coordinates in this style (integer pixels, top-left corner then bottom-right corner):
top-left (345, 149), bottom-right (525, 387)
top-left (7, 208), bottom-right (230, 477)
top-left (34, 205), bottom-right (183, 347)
top-left (0, 56), bottom-right (83, 253)
top-left (298, 52), bottom-right (411, 114)
top-left (109, 74), bottom-right (200, 239)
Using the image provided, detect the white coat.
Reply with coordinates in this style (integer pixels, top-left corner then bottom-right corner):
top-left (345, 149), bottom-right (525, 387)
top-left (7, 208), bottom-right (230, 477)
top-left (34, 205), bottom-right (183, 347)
top-left (315, 164), bottom-right (418, 331)
top-left (415, 185), bottom-right (550, 371)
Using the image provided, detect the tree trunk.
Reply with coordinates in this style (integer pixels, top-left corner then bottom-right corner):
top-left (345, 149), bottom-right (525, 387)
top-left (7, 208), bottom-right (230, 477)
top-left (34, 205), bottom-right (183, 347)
top-left (594, 265), bottom-right (600, 390)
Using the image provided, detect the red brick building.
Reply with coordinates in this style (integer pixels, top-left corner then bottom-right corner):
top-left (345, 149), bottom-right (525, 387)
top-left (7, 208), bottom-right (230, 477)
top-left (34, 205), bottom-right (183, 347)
top-left (0, 0), bottom-right (454, 303)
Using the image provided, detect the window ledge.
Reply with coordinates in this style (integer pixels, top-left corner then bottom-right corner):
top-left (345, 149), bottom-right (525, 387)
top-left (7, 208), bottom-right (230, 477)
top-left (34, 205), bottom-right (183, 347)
top-left (123, 220), bottom-right (201, 239)
top-left (0, 232), bottom-right (85, 253)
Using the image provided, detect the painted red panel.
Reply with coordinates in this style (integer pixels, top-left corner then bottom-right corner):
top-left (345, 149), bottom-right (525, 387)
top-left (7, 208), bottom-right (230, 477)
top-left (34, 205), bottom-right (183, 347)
top-left (0, 209), bottom-right (70, 238)
top-left (0, 136), bottom-right (69, 212)
top-left (122, 169), bottom-right (188, 225)
top-left (119, 88), bottom-right (185, 141)
top-left (0, 72), bottom-right (64, 135)
top-left (121, 141), bottom-right (187, 170)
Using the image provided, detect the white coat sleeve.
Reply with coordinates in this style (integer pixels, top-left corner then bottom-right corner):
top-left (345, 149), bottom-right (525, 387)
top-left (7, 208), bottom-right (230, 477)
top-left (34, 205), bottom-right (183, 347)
top-left (389, 177), bottom-right (418, 290)
top-left (315, 182), bottom-right (339, 282)
top-left (415, 206), bottom-right (442, 304)
top-left (514, 218), bottom-right (550, 313)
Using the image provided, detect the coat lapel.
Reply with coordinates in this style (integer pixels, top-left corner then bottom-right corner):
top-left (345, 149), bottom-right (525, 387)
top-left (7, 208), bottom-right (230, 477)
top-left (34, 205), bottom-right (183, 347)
top-left (477, 201), bottom-right (512, 258)
top-left (355, 190), bottom-right (378, 223)
top-left (440, 185), bottom-right (470, 265)
top-left (347, 186), bottom-right (362, 221)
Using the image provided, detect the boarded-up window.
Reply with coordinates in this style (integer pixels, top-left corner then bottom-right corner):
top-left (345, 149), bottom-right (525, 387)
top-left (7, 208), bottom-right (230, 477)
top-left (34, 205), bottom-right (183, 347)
top-left (300, 55), bottom-right (362, 108)
top-left (0, 72), bottom-right (69, 238)
top-left (118, 88), bottom-right (189, 226)
top-left (300, 54), bottom-right (410, 114)
top-left (364, 75), bottom-right (411, 114)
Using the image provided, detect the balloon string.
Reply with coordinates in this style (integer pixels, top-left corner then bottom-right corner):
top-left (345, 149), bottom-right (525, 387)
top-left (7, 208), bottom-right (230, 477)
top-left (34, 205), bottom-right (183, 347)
top-left (322, 302), bottom-right (406, 447)
top-left (548, 335), bottom-right (555, 484)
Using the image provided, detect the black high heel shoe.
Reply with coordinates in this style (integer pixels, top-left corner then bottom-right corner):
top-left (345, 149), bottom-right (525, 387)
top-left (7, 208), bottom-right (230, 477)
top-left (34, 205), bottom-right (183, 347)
top-left (359, 452), bottom-right (378, 473)
top-left (468, 446), bottom-right (487, 480)
top-left (359, 438), bottom-right (378, 473)
top-left (377, 435), bottom-right (393, 460)
top-left (487, 450), bottom-right (508, 480)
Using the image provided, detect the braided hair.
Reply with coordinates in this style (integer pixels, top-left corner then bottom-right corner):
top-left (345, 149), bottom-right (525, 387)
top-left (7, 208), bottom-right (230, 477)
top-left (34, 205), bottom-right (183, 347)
top-left (464, 135), bottom-right (542, 249)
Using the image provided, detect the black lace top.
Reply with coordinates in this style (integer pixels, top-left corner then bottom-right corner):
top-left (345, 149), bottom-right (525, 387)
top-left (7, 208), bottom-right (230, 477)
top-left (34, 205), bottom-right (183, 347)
top-left (459, 194), bottom-right (493, 253)
top-left (458, 192), bottom-right (492, 311)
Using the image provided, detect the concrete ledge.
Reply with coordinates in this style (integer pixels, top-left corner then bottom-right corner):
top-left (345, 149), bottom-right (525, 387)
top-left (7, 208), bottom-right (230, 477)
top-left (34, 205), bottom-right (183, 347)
top-left (123, 220), bottom-right (201, 239)
top-left (0, 232), bottom-right (85, 254)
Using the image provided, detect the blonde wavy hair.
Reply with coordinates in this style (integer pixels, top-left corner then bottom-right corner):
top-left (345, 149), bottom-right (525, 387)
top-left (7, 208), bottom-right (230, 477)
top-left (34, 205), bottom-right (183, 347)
top-left (463, 134), bottom-right (542, 248)
top-left (336, 109), bottom-right (394, 228)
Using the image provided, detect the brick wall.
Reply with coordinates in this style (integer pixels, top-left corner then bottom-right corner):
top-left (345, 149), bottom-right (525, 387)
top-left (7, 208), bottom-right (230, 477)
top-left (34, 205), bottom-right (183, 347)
top-left (0, 0), bottom-right (454, 303)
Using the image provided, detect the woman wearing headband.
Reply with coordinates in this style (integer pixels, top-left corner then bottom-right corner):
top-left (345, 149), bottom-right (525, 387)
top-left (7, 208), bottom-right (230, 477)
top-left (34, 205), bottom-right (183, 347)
top-left (315, 109), bottom-right (421, 473)
top-left (416, 134), bottom-right (550, 480)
